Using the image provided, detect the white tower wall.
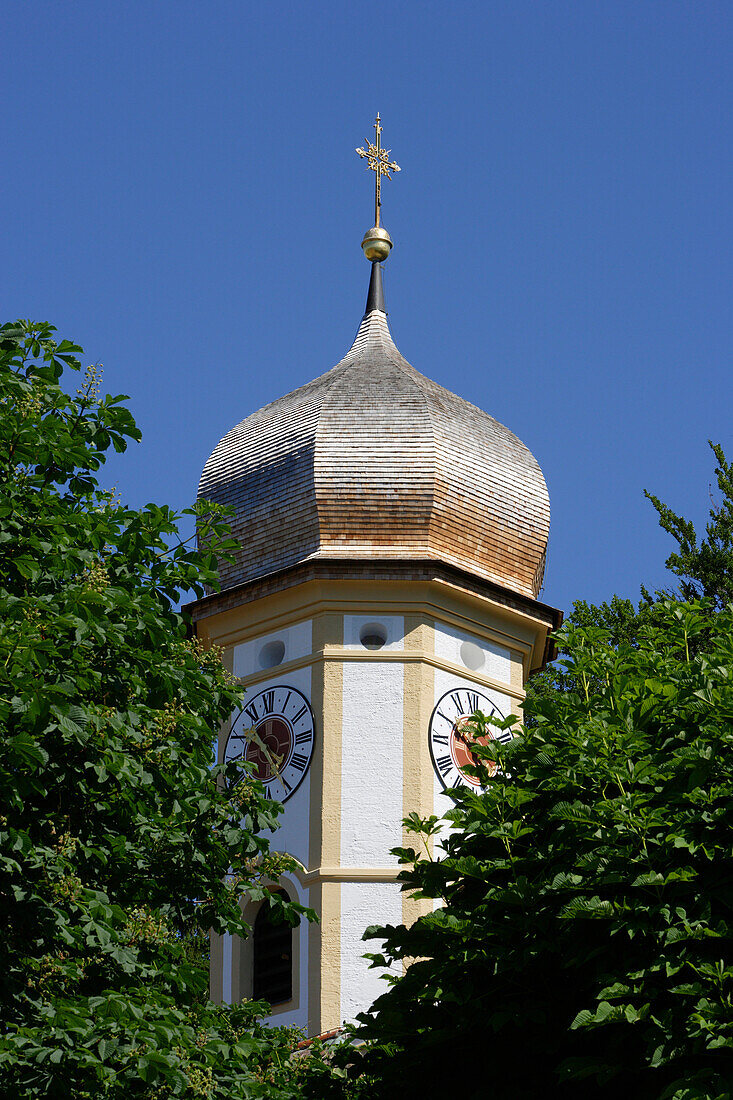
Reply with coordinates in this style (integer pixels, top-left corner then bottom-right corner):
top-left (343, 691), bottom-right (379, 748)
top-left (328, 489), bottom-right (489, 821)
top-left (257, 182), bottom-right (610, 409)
top-left (199, 574), bottom-right (554, 1036)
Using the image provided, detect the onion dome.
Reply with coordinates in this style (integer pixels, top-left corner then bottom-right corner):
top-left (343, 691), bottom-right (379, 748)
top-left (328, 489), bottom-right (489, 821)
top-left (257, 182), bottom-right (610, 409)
top-left (198, 262), bottom-right (550, 601)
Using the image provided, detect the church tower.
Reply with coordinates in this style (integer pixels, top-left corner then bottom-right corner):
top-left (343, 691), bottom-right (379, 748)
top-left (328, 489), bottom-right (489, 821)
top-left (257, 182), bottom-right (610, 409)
top-left (190, 118), bottom-right (561, 1036)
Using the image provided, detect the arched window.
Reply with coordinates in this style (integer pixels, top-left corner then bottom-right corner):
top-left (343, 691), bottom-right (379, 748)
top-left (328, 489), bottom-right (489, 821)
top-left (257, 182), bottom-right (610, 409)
top-left (252, 889), bottom-right (293, 1005)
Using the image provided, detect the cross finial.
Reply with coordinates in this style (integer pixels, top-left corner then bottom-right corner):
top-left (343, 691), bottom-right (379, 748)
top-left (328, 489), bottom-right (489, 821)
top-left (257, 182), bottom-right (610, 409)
top-left (356, 113), bottom-right (401, 229)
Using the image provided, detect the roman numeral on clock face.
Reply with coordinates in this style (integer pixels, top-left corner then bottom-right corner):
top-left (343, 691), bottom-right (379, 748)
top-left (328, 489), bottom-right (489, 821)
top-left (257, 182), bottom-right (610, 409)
top-left (450, 690), bottom-right (481, 716)
top-left (436, 755), bottom-right (453, 777)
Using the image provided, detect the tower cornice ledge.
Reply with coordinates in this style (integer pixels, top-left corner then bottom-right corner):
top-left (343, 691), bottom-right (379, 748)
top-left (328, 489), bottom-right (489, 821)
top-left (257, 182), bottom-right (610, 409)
top-left (184, 556), bottom-right (562, 668)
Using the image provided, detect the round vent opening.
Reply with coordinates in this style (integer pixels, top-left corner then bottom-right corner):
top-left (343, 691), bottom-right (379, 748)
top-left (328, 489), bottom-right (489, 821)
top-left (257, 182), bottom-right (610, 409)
top-left (460, 640), bottom-right (485, 671)
top-left (258, 639), bottom-right (286, 670)
top-left (359, 622), bottom-right (388, 651)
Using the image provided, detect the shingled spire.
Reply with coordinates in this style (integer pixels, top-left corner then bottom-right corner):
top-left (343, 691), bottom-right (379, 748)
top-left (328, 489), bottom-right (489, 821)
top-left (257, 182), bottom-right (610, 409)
top-left (197, 113), bottom-right (551, 602)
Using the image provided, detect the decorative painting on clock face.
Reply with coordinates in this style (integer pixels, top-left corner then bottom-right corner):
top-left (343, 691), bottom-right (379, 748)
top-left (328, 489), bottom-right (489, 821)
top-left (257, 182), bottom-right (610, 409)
top-left (224, 685), bottom-right (315, 803)
top-left (428, 686), bottom-right (510, 790)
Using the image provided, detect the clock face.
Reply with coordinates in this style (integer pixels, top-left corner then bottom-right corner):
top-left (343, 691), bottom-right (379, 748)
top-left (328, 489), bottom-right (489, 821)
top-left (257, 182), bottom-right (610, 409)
top-left (428, 686), bottom-right (509, 790)
top-left (224, 685), bottom-right (315, 803)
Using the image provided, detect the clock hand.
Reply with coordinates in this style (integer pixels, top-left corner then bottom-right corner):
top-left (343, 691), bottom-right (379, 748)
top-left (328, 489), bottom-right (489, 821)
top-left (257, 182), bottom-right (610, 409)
top-left (244, 724), bottom-right (285, 778)
top-left (453, 716), bottom-right (472, 743)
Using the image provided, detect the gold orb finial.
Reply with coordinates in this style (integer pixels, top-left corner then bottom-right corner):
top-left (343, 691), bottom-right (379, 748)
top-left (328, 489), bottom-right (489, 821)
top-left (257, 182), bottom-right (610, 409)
top-left (356, 113), bottom-right (400, 261)
top-left (361, 226), bottom-right (393, 262)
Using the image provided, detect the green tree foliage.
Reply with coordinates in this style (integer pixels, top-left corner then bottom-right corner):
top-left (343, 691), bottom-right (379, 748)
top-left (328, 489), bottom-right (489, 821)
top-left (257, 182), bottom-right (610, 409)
top-left (351, 601), bottom-right (733, 1099)
top-left (526, 594), bottom-right (644, 717)
top-left (526, 441), bottom-right (733, 717)
top-left (0, 321), bottom-right (331, 1097)
top-left (646, 443), bottom-right (733, 610)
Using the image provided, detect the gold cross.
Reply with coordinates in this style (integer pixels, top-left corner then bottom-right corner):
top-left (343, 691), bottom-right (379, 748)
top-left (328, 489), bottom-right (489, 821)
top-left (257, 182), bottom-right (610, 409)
top-left (356, 113), bottom-right (401, 228)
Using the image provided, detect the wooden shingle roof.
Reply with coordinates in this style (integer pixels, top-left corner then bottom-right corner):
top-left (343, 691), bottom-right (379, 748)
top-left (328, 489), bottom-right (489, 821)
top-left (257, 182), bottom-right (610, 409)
top-left (199, 270), bottom-right (550, 600)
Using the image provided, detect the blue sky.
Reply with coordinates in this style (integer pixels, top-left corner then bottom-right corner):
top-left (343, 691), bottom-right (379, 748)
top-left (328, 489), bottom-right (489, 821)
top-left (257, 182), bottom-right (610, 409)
top-left (4, 1), bottom-right (732, 615)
